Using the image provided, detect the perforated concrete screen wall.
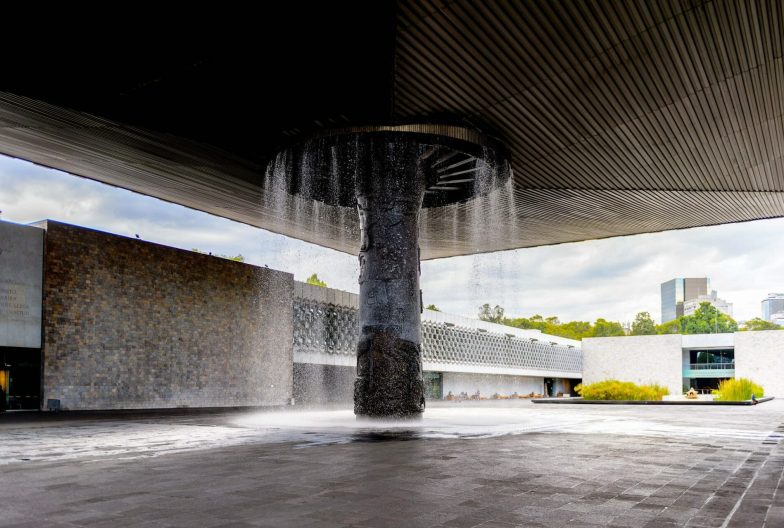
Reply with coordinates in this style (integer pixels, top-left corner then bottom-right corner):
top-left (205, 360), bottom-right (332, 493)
top-left (293, 293), bottom-right (582, 375)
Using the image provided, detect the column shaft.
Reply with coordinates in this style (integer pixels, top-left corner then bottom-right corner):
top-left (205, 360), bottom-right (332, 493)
top-left (354, 139), bottom-right (426, 418)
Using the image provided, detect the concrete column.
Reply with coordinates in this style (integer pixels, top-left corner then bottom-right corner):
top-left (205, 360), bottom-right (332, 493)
top-left (353, 138), bottom-right (426, 418)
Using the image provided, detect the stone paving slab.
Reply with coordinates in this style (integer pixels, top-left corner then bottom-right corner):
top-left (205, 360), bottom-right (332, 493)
top-left (2, 401), bottom-right (784, 527)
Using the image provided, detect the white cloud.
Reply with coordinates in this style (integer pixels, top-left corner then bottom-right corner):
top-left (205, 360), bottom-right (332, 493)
top-left (2, 155), bottom-right (783, 323)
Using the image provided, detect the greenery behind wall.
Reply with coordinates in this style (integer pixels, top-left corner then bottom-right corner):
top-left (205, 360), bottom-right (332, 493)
top-left (478, 302), bottom-right (781, 341)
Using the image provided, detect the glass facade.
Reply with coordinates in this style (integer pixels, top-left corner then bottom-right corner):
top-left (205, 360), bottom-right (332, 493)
top-left (690, 349), bottom-right (734, 366)
top-left (683, 348), bottom-right (734, 392)
top-left (762, 294), bottom-right (784, 321)
top-left (661, 279), bottom-right (684, 323)
top-left (661, 278), bottom-right (709, 323)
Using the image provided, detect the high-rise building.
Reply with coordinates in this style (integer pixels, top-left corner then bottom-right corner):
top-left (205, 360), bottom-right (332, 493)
top-left (762, 293), bottom-right (784, 322)
top-left (683, 291), bottom-right (733, 317)
top-left (661, 278), bottom-right (710, 323)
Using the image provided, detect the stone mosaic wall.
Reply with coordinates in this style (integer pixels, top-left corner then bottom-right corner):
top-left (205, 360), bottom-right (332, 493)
top-left (42, 221), bottom-right (293, 410)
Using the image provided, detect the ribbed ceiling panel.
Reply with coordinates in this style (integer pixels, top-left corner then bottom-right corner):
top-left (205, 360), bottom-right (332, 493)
top-left (0, 1), bottom-right (782, 259)
top-left (395, 0), bottom-right (784, 194)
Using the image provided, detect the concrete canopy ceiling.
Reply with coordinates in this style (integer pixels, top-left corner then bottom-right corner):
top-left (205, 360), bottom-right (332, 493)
top-left (0, 1), bottom-right (782, 259)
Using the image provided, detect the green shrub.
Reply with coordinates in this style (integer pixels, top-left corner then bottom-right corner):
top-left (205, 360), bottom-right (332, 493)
top-left (575, 380), bottom-right (669, 401)
top-left (715, 378), bottom-right (764, 401)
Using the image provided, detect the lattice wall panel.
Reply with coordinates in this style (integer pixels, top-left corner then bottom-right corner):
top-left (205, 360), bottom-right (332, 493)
top-left (293, 297), bottom-right (582, 373)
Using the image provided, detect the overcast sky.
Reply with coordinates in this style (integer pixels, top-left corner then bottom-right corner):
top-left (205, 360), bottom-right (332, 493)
top-left (1, 154), bottom-right (782, 324)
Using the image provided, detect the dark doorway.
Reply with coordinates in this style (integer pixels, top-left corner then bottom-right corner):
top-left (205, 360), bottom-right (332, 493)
top-left (0, 347), bottom-right (41, 410)
top-left (689, 377), bottom-right (727, 392)
top-left (544, 378), bottom-right (555, 397)
top-left (564, 378), bottom-right (582, 397)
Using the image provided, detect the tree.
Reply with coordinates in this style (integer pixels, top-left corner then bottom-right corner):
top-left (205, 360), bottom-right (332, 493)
top-left (484, 309), bottom-right (627, 340)
top-left (630, 311), bottom-right (657, 335)
top-left (425, 304), bottom-right (440, 312)
top-left (558, 320), bottom-right (594, 340)
top-left (191, 248), bottom-right (245, 262)
top-left (680, 302), bottom-right (738, 334)
top-left (505, 317), bottom-right (537, 330)
top-left (504, 315), bottom-right (594, 340)
top-left (592, 318), bottom-right (626, 337)
top-left (656, 319), bottom-right (682, 334)
top-left (742, 318), bottom-right (781, 331)
top-left (478, 304), bottom-right (505, 323)
top-left (507, 316), bottom-right (547, 333)
top-left (306, 273), bottom-right (327, 287)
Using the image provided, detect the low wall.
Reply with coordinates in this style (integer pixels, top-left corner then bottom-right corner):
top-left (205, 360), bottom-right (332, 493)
top-left (582, 334), bottom-right (683, 396)
top-left (735, 331), bottom-right (784, 397)
top-left (442, 373), bottom-right (544, 398)
top-left (293, 363), bottom-right (355, 405)
top-left (41, 221), bottom-right (294, 410)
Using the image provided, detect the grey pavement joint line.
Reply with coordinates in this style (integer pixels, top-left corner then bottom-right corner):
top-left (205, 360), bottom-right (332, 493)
top-left (719, 434), bottom-right (779, 527)
top-left (4, 402), bottom-right (784, 527)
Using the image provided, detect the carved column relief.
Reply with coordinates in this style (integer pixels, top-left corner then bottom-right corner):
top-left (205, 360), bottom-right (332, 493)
top-left (353, 137), bottom-right (426, 418)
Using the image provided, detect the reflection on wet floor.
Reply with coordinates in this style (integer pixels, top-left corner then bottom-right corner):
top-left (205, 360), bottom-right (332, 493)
top-left (0, 401), bottom-right (781, 463)
top-left (4, 401), bottom-right (784, 527)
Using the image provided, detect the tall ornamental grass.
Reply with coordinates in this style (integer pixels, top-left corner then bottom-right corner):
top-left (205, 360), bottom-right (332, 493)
top-left (715, 378), bottom-right (764, 401)
top-left (575, 380), bottom-right (669, 401)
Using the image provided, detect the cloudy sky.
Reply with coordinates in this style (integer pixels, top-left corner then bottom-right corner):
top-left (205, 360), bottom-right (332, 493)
top-left (1, 154), bottom-right (782, 324)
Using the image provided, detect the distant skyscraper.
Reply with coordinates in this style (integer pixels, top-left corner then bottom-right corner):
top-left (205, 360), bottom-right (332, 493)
top-left (762, 293), bottom-right (784, 321)
top-left (683, 291), bottom-right (733, 317)
top-left (661, 278), bottom-right (710, 323)
top-left (661, 279), bottom-right (683, 323)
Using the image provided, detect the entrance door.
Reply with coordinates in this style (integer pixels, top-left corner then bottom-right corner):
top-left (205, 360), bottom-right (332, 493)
top-left (0, 347), bottom-right (41, 410)
top-left (0, 365), bottom-right (8, 411)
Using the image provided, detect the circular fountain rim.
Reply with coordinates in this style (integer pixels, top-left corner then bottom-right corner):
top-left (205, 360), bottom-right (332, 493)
top-left (265, 123), bottom-right (512, 209)
top-left (300, 123), bottom-right (509, 153)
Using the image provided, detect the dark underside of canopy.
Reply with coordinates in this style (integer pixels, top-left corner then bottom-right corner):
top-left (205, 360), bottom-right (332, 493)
top-left (0, 0), bottom-right (782, 259)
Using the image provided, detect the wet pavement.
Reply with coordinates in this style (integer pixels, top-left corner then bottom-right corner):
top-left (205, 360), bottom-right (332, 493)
top-left (2, 400), bottom-right (784, 527)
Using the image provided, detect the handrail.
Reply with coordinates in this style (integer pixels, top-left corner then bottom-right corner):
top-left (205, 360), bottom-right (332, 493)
top-left (688, 363), bottom-right (735, 370)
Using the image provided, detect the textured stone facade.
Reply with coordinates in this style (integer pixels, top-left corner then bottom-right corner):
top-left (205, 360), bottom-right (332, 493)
top-left (41, 221), bottom-right (293, 410)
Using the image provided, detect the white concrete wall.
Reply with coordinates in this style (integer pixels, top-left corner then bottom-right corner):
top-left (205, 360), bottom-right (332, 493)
top-left (441, 372), bottom-right (544, 398)
top-left (682, 333), bottom-right (734, 349)
top-left (735, 331), bottom-right (784, 397)
top-left (582, 334), bottom-right (683, 396)
top-left (0, 221), bottom-right (44, 348)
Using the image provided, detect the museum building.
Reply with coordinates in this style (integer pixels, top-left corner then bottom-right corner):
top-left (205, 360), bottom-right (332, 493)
top-left (0, 219), bottom-right (582, 411)
top-left (583, 332), bottom-right (784, 397)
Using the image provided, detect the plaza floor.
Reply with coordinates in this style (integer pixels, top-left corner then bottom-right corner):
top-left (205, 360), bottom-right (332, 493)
top-left (2, 400), bottom-right (784, 528)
